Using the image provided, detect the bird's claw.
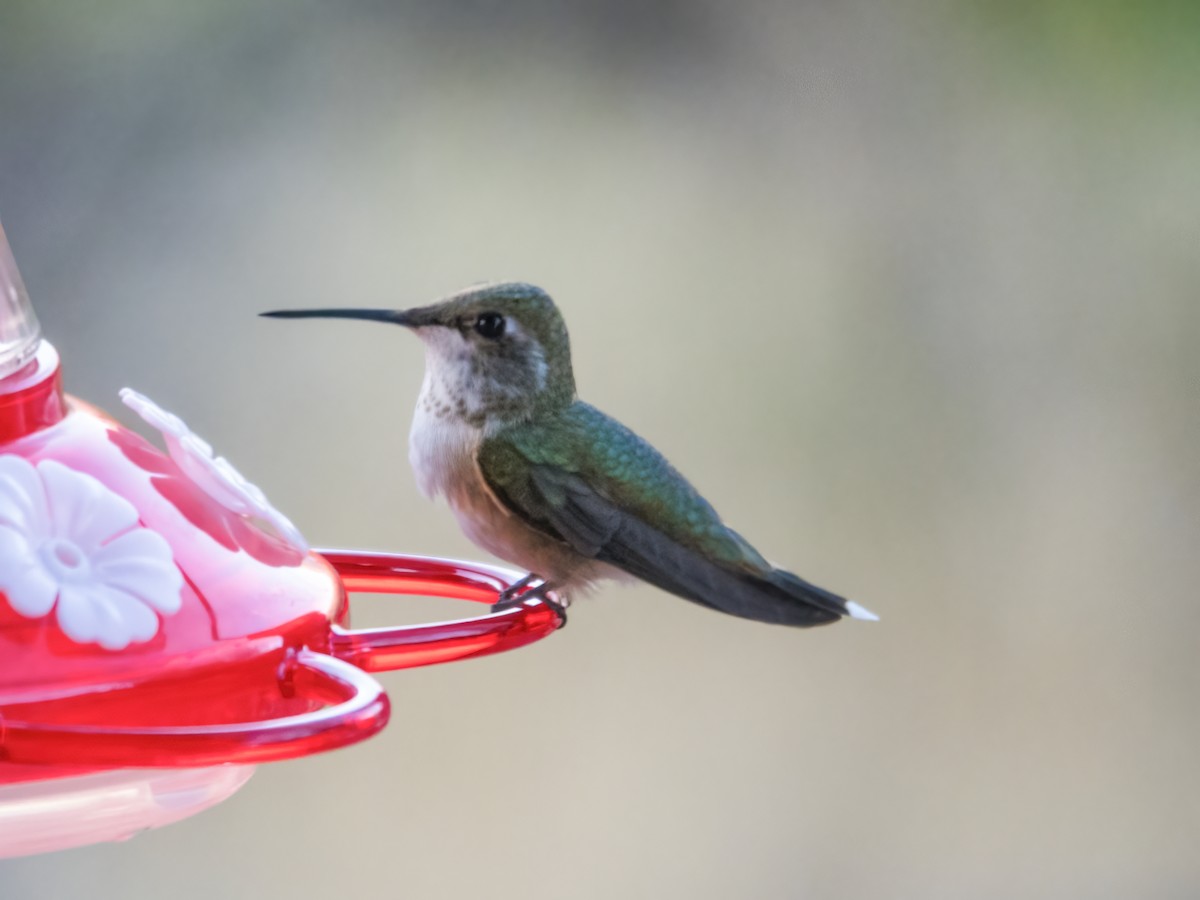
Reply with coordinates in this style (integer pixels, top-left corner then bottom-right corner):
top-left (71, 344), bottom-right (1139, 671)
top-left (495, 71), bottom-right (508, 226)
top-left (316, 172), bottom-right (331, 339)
top-left (491, 574), bottom-right (568, 629)
top-left (493, 572), bottom-right (539, 607)
top-left (541, 594), bottom-right (568, 629)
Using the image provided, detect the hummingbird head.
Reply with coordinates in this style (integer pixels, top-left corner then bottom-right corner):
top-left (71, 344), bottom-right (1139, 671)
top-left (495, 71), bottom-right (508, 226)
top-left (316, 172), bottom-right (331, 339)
top-left (262, 282), bottom-right (575, 427)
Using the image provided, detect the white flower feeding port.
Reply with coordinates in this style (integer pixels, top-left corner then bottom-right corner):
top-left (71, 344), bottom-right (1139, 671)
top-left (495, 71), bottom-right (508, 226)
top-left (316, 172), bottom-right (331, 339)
top-left (119, 388), bottom-right (308, 552)
top-left (0, 456), bottom-right (182, 650)
top-left (0, 218), bottom-right (563, 858)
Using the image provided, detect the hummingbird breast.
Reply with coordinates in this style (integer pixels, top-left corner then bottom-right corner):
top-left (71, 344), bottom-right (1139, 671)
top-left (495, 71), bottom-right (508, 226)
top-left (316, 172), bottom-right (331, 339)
top-left (408, 382), bottom-right (616, 591)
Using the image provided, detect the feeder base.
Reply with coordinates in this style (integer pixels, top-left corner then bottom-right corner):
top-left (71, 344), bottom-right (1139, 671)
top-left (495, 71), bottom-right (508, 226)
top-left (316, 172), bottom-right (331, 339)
top-left (0, 765), bottom-right (254, 858)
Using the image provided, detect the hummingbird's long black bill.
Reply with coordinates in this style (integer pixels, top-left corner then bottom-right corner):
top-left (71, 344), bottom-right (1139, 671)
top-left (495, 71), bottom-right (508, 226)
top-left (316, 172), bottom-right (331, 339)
top-left (260, 307), bottom-right (414, 325)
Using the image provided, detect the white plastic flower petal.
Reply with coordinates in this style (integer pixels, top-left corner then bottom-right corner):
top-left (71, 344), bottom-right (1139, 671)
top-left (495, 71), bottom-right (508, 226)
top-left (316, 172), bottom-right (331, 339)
top-left (119, 388), bottom-right (309, 553)
top-left (58, 582), bottom-right (160, 650)
top-left (119, 388), bottom-right (188, 440)
top-left (0, 456), bottom-right (183, 650)
top-left (92, 529), bottom-right (183, 617)
top-left (0, 454), bottom-right (50, 536)
top-left (175, 433), bottom-right (249, 514)
top-left (0, 527), bottom-right (57, 617)
top-left (41, 453), bottom-right (139, 553)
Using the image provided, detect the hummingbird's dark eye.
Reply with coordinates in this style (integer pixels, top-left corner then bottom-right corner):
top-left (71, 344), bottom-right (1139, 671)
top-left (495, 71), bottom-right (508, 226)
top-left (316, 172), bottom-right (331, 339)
top-left (474, 312), bottom-right (506, 340)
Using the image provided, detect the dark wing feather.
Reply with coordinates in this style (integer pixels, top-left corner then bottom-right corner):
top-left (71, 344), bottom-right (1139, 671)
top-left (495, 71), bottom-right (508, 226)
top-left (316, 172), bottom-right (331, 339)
top-left (481, 417), bottom-right (848, 628)
top-left (526, 466), bottom-right (621, 557)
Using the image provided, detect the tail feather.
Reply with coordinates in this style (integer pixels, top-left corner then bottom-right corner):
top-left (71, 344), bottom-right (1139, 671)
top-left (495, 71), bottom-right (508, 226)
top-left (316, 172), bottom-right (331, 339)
top-left (757, 568), bottom-right (856, 626)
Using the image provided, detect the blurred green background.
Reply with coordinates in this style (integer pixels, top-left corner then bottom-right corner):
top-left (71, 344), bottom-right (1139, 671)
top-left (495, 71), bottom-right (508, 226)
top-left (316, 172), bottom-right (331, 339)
top-left (1, 1), bottom-right (1198, 897)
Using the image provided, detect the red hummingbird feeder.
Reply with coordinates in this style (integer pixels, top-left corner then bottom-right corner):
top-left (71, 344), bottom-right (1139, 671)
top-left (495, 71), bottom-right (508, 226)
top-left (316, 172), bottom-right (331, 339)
top-left (0, 220), bottom-right (563, 857)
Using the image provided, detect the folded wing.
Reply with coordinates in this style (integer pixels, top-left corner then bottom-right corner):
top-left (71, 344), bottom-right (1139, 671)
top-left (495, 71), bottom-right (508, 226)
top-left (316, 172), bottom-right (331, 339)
top-left (479, 404), bottom-right (852, 628)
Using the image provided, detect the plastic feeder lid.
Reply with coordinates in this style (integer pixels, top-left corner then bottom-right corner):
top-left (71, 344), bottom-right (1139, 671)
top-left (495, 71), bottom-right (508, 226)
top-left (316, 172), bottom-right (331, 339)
top-left (0, 221), bottom-right (41, 380)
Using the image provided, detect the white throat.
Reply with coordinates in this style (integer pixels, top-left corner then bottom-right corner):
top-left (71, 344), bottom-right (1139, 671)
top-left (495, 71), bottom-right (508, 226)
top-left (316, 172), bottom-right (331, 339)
top-left (408, 360), bottom-right (482, 501)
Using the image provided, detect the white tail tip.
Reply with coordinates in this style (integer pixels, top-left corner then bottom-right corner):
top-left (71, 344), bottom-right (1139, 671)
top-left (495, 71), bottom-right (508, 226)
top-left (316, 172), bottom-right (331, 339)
top-left (845, 601), bottom-right (879, 622)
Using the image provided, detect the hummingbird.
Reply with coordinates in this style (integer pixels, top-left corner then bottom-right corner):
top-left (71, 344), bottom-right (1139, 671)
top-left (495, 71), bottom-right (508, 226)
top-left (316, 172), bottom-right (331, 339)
top-left (262, 282), bottom-right (876, 628)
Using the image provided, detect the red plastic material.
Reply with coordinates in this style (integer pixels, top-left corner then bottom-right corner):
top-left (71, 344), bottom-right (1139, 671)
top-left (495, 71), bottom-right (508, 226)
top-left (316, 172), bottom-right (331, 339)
top-left (0, 344), bottom-right (561, 783)
top-left (0, 342), bottom-right (65, 443)
top-left (0, 649), bottom-right (387, 768)
top-left (325, 551), bottom-right (563, 672)
top-left (0, 550), bottom-right (560, 776)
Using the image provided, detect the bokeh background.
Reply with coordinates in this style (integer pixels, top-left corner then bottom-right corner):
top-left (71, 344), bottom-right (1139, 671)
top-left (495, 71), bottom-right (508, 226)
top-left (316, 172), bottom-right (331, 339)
top-left (1, 2), bottom-right (1198, 897)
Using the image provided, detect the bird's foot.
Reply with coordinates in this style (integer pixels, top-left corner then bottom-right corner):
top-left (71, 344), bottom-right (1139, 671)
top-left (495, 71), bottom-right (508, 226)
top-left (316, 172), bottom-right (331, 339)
top-left (491, 574), bottom-right (568, 629)
top-left (493, 572), bottom-right (540, 607)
